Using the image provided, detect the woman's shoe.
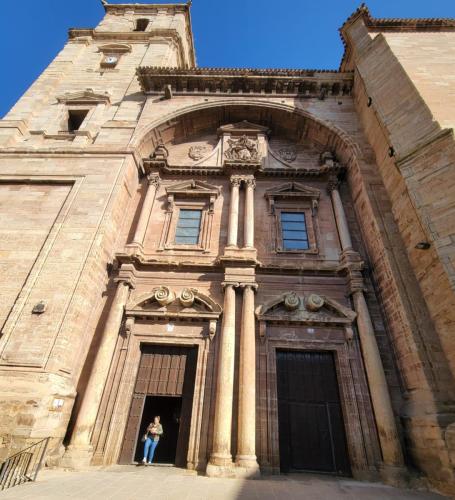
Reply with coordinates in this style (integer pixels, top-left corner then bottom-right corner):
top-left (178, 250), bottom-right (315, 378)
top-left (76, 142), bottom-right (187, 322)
top-left (142, 458), bottom-right (147, 465)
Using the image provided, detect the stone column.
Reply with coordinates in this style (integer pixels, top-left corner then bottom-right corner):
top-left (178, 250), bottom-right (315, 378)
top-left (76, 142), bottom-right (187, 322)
top-left (132, 174), bottom-right (160, 246)
top-left (353, 290), bottom-right (404, 468)
top-left (227, 176), bottom-right (241, 247)
top-left (206, 283), bottom-right (237, 477)
top-left (330, 179), bottom-right (405, 477)
top-left (329, 183), bottom-right (353, 252)
top-left (243, 177), bottom-right (256, 248)
top-left (62, 280), bottom-right (131, 467)
top-left (236, 283), bottom-right (260, 476)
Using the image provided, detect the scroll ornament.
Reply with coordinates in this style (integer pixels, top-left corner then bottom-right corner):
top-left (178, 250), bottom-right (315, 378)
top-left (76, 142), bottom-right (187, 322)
top-left (306, 293), bottom-right (325, 311)
top-left (154, 286), bottom-right (175, 306)
top-left (179, 288), bottom-right (195, 307)
top-left (284, 291), bottom-right (300, 311)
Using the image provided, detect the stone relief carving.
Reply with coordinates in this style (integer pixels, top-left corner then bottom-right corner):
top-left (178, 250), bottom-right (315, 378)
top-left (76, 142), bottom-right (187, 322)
top-left (225, 135), bottom-right (259, 161)
top-left (278, 147), bottom-right (297, 163)
top-left (179, 288), bottom-right (195, 307)
top-left (188, 145), bottom-right (209, 161)
top-left (306, 293), bottom-right (325, 311)
top-left (154, 286), bottom-right (175, 306)
top-left (284, 292), bottom-right (300, 311)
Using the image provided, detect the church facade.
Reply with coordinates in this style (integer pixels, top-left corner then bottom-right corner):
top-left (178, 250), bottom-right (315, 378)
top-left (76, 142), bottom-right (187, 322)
top-left (0, 2), bottom-right (455, 495)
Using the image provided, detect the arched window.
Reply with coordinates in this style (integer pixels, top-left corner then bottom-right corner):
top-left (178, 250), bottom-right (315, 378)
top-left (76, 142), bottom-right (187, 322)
top-left (134, 18), bottom-right (149, 32)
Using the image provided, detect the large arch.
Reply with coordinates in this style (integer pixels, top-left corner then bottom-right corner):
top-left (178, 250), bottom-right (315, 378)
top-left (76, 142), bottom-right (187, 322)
top-left (129, 99), bottom-right (364, 165)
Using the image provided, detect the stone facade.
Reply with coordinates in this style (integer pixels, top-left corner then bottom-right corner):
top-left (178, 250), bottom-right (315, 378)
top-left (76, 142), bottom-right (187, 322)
top-left (0, 2), bottom-right (454, 496)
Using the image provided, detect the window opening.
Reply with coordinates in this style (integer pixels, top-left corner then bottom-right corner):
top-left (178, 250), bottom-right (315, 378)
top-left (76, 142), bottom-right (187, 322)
top-left (134, 19), bottom-right (149, 31)
top-left (67, 109), bottom-right (89, 132)
top-left (175, 209), bottom-right (202, 245)
top-left (281, 212), bottom-right (309, 250)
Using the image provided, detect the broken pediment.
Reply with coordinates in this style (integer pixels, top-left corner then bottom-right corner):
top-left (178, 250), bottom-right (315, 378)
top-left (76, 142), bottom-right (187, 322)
top-left (126, 287), bottom-right (222, 338)
top-left (256, 291), bottom-right (356, 327)
top-left (56, 89), bottom-right (111, 105)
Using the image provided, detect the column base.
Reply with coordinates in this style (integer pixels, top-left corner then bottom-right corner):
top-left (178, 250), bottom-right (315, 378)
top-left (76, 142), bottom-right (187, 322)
top-left (59, 444), bottom-right (94, 470)
top-left (379, 463), bottom-right (409, 488)
top-left (206, 453), bottom-right (235, 478)
top-left (235, 455), bottom-right (260, 478)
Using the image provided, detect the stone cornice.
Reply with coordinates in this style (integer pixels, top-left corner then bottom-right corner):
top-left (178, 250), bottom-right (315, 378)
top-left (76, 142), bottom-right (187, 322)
top-left (339, 5), bottom-right (455, 70)
top-left (136, 67), bottom-right (353, 97)
top-left (115, 251), bottom-right (344, 276)
top-left (103, 3), bottom-right (190, 14)
top-left (142, 160), bottom-right (342, 178)
top-left (342, 5), bottom-right (455, 32)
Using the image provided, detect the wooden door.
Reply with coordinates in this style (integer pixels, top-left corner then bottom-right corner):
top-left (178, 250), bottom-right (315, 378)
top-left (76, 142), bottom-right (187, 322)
top-left (276, 350), bottom-right (351, 475)
top-left (119, 345), bottom-right (197, 465)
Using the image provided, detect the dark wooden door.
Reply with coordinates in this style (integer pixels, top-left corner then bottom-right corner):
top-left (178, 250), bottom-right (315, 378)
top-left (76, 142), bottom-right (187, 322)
top-left (276, 350), bottom-right (351, 475)
top-left (119, 345), bottom-right (197, 465)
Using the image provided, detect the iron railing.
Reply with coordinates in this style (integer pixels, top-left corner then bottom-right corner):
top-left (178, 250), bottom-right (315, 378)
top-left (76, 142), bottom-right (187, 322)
top-left (0, 437), bottom-right (49, 491)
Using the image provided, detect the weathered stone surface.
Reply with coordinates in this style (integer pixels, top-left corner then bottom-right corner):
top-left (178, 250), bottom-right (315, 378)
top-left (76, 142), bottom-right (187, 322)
top-left (0, 2), bottom-right (454, 497)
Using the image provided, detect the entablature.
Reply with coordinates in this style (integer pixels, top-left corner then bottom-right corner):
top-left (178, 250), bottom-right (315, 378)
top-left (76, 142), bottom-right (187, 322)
top-left (136, 67), bottom-right (353, 97)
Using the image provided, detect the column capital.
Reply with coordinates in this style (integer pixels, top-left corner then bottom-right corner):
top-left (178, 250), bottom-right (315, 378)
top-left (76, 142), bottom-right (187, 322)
top-left (239, 282), bottom-right (258, 292)
top-left (327, 175), bottom-right (340, 193)
top-left (146, 173), bottom-right (161, 187)
top-left (114, 277), bottom-right (135, 290)
top-left (244, 176), bottom-right (256, 189)
top-left (221, 281), bottom-right (240, 291)
top-left (230, 175), bottom-right (243, 187)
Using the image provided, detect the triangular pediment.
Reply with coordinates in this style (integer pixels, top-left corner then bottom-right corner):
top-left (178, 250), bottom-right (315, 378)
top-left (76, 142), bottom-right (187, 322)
top-left (256, 292), bottom-right (356, 325)
top-left (265, 182), bottom-right (320, 199)
top-left (56, 89), bottom-right (111, 105)
top-left (218, 120), bottom-right (270, 135)
top-left (165, 179), bottom-right (220, 196)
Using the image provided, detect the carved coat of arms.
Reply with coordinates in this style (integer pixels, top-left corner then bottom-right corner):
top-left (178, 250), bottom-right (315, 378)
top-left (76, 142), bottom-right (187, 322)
top-left (225, 135), bottom-right (259, 161)
top-left (278, 147), bottom-right (297, 163)
top-left (188, 145), bottom-right (209, 161)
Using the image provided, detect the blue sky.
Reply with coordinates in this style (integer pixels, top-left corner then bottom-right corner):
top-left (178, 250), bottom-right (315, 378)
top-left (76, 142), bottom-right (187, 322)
top-left (1, 0), bottom-right (454, 117)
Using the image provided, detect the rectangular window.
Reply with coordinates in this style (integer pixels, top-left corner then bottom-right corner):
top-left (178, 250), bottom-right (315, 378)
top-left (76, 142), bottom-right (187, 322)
top-left (175, 209), bottom-right (202, 245)
top-left (281, 212), bottom-right (309, 250)
top-left (67, 109), bottom-right (89, 132)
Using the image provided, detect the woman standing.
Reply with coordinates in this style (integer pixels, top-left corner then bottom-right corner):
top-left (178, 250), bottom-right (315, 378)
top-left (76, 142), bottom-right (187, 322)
top-left (142, 416), bottom-right (163, 465)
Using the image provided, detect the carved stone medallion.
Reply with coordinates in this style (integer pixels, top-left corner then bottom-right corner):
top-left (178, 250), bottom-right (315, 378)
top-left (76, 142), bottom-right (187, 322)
top-left (225, 135), bottom-right (259, 161)
top-left (284, 291), bottom-right (300, 311)
top-left (278, 147), bottom-right (297, 163)
top-left (188, 145), bottom-right (209, 161)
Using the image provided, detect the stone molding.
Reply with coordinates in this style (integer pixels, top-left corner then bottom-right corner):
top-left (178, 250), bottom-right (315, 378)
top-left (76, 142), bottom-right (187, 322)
top-left (56, 89), bottom-right (111, 105)
top-left (136, 67), bottom-right (353, 96)
top-left (97, 43), bottom-right (132, 54)
top-left (265, 181), bottom-right (320, 214)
